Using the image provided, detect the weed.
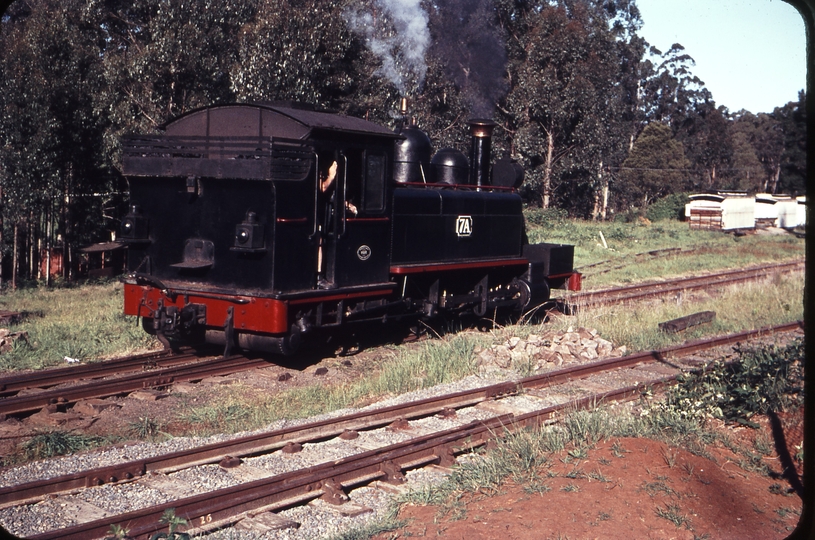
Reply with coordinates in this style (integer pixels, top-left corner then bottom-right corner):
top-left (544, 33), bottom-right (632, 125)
top-left (328, 517), bottom-right (406, 540)
top-left (105, 524), bottom-right (130, 540)
top-left (128, 416), bottom-right (165, 440)
top-left (642, 480), bottom-right (679, 499)
top-left (662, 446), bottom-right (679, 468)
top-left (655, 503), bottom-right (691, 528)
top-left (567, 447), bottom-right (588, 459)
top-left (587, 469), bottom-right (610, 483)
top-left (523, 481), bottom-right (552, 495)
top-left (561, 483), bottom-right (580, 492)
top-left (769, 483), bottom-right (794, 496)
top-left (18, 431), bottom-right (106, 462)
top-left (754, 433), bottom-right (773, 456)
top-left (611, 440), bottom-right (629, 458)
top-left (776, 506), bottom-right (800, 518)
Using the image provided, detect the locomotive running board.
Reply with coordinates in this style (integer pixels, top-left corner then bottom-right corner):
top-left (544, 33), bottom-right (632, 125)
top-left (275, 282), bottom-right (397, 302)
top-left (390, 258), bottom-right (528, 275)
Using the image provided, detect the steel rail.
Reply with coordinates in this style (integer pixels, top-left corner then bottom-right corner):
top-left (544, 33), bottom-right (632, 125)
top-left (1, 320), bottom-right (801, 509)
top-left (0, 348), bottom-right (199, 397)
top-left (568, 260), bottom-right (804, 308)
top-left (0, 354), bottom-right (270, 417)
top-left (29, 372), bottom-right (689, 540)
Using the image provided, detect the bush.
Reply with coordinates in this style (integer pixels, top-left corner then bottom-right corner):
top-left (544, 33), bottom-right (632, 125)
top-left (645, 341), bottom-right (804, 426)
top-left (524, 207), bottom-right (569, 228)
top-left (645, 193), bottom-right (689, 222)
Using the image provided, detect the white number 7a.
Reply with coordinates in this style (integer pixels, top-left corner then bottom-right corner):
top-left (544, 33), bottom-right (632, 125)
top-left (456, 215), bottom-right (473, 237)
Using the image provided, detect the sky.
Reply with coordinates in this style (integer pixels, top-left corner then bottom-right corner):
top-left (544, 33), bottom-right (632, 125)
top-left (635, 0), bottom-right (806, 114)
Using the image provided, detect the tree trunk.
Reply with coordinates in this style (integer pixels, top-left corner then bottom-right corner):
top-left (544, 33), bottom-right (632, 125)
top-left (46, 203), bottom-right (52, 287)
top-left (28, 212), bottom-right (36, 281)
top-left (12, 223), bottom-right (18, 290)
top-left (591, 161), bottom-right (605, 221)
top-left (770, 165), bottom-right (781, 194)
top-left (542, 128), bottom-right (554, 209)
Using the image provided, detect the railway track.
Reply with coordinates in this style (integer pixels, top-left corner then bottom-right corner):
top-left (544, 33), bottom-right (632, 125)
top-left (0, 352), bottom-right (270, 417)
top-left (566, 259), bottom-right (804, 309)
top-left (0, 348), bottom-right (198, 398)
top-left (1, 321), bottom-right (801, 540)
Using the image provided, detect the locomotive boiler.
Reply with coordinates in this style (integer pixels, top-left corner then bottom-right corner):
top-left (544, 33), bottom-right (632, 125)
top-left (120, 101), bottom-right (581, 355)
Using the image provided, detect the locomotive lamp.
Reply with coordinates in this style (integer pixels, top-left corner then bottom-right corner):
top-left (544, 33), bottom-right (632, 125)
top-left (233, 211), bottom-right (265, 251)
top-left (119, 205), bottom-right (149, 243)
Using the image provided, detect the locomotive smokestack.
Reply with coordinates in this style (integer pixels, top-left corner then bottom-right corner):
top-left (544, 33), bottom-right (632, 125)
top-left (469, 119), bottom-right (496, 189)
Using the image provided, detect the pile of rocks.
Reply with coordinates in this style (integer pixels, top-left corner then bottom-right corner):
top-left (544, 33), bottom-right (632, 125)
top-left (476, 327), bottom-right (627, 372)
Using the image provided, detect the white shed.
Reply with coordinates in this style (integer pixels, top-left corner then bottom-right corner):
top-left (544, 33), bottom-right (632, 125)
top-left (773, 196), bottom-right (799, 229)
top-left (685, 193), bottom-right (755, 231)
top-left (755, 193), bottom-right (779, 228)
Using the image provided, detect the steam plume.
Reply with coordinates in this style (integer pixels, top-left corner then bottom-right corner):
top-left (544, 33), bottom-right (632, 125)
top-left (345, 0), bottom-right (430, 95)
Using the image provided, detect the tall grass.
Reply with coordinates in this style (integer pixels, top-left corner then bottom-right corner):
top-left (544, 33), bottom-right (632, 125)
top-left (0, 281), bottom-right (159, 372)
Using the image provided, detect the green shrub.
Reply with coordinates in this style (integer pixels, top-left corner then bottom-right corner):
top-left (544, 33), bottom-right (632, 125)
top-left (524, 207), bottom-right (570, 228)
top-left (645, 193), bottom-right (690, 222)
top-left (645, 341), bottom-right (804, 426)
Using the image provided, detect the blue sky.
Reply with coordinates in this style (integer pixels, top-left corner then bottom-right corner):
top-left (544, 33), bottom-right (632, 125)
top-left (635, 0), bottom-right (806, 114)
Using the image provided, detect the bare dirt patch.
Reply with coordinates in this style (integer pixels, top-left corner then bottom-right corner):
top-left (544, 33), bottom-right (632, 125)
top-left (379, 410), bottom-right (804, 540)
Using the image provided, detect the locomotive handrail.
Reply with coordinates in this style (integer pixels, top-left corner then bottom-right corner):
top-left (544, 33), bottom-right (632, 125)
top-left (122, 135), bottom-right (272, 159)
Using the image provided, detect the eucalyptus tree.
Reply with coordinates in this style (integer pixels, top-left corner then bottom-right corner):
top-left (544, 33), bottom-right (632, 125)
top-left (678, 103), bottom-right (733, 190)
top-left (99, 0), bottom-right (256, 140)
top-left (496, 0), bottom-right (642, 215)
top-left (774, 92), bottom-right (806, 195)
top-left (730, 110), bottom-right (784, 193)
top-left (0, 0), bottom-right (109, 285)
top-left (614, 122), bottom-right (691, 208)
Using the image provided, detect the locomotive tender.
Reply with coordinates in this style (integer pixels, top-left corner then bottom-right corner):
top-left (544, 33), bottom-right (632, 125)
top-left (120, 102), bottom-right (581, 355)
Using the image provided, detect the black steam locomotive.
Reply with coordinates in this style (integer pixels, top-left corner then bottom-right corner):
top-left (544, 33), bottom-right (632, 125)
top-left (120, 102), bottom-right (580, 355)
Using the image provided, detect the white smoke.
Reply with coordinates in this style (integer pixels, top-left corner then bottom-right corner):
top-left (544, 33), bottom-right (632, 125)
top-left (345, 0), bottom-right (430, 94)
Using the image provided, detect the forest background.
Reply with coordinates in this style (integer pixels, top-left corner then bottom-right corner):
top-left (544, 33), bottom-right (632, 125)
top-left (0, 0), bottom-right (807, 286)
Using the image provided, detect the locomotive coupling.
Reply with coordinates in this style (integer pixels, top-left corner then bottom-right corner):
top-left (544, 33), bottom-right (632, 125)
top-left (148, 302), bottom-right (207, 337)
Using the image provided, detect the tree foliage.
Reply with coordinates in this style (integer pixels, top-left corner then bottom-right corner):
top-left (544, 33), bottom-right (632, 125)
top-left (615, 122), bottom-right (691, 207)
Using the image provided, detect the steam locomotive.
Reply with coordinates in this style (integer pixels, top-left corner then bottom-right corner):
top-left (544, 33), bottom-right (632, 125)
top-left (120, 101), bottom-right (580, 355)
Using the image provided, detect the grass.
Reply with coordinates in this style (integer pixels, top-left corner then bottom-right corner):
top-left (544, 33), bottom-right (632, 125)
top-left (0, 280), bottom-right (158, 372)
top-left (172, 332), bottom-right (486, 435)
top-left (524, 213), bottom-right (805, 289)
top-left (533, 272), bottom-right (803, 354)
top-left (10, 430), bottom-right (112, 464)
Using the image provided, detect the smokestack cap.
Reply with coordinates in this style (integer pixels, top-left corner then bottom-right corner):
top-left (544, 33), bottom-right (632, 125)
top-left (469, 119), bottom-right (496, 138)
